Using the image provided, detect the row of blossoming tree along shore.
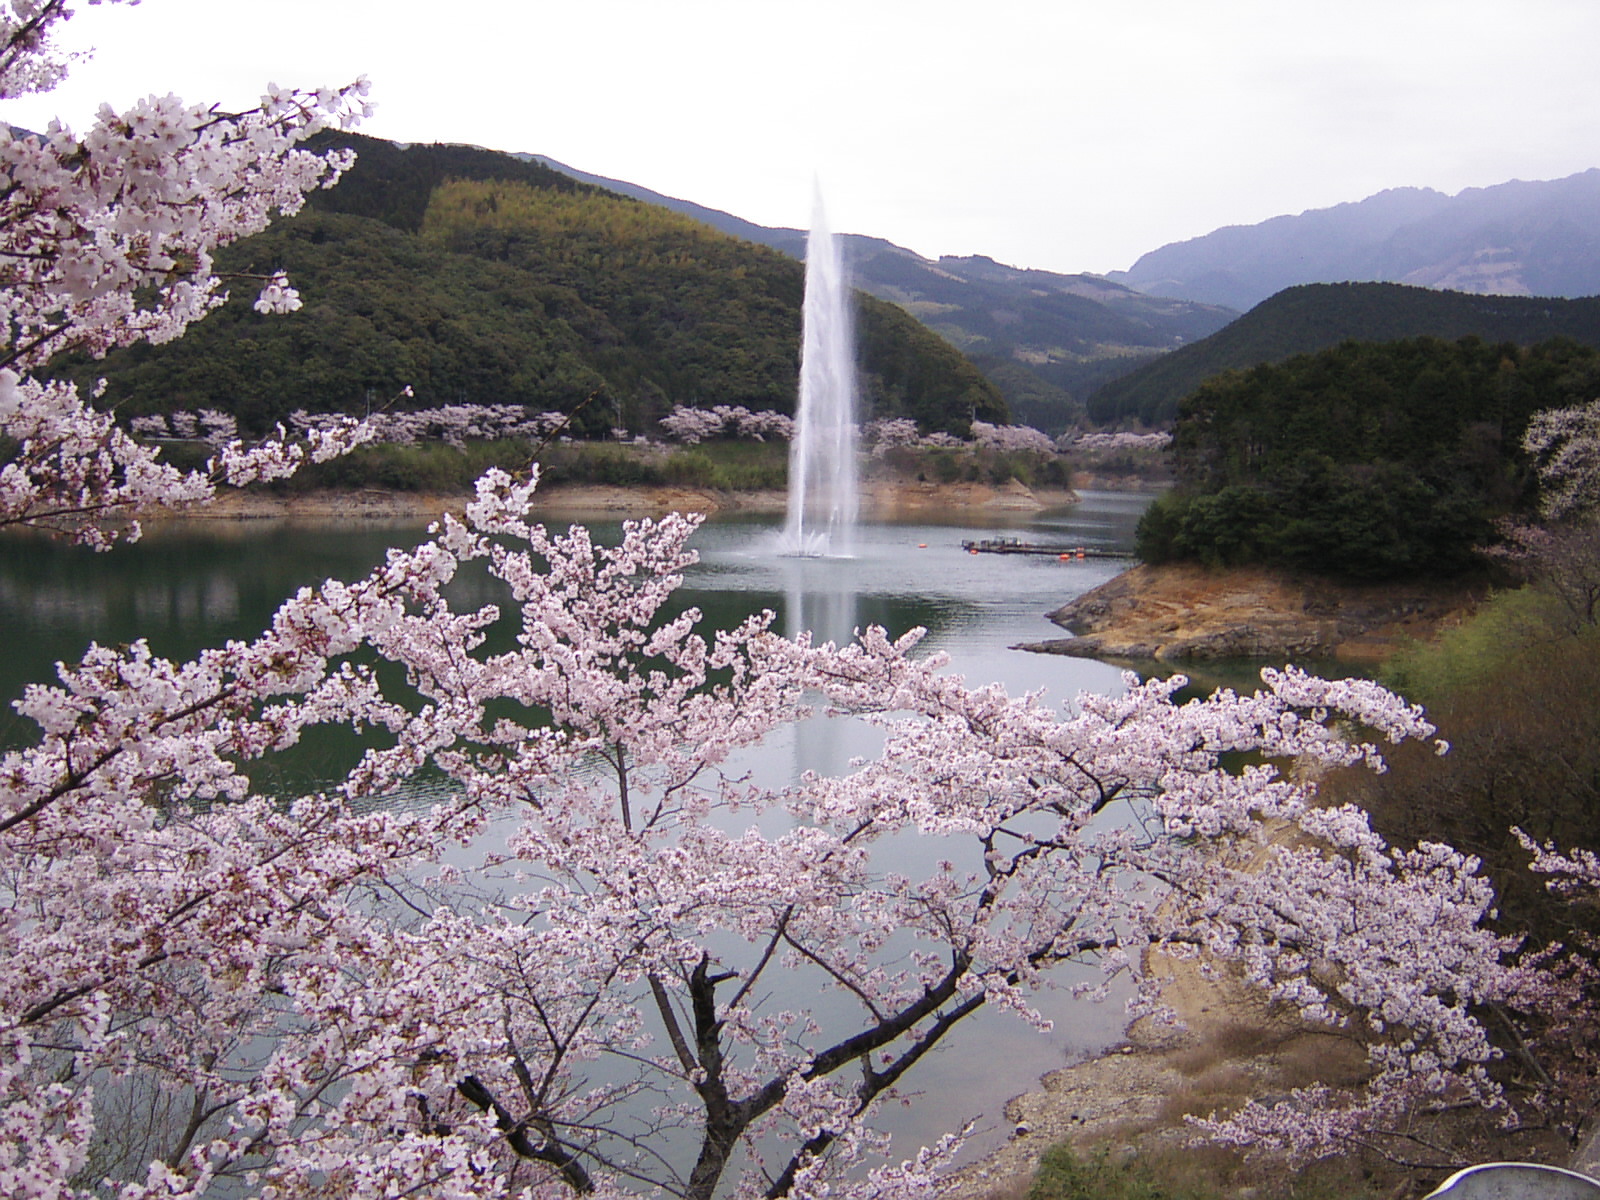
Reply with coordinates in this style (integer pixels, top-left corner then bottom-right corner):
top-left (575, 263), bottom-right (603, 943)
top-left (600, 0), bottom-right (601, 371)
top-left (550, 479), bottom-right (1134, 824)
top-left (128, 401), bottom-right (1171, 458)
top-left (4, 4), bottom-right (1600, 1198)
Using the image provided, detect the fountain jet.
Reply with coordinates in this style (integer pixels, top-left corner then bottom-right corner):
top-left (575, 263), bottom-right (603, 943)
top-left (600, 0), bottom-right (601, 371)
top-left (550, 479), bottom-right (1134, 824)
top-left (781, 191), bottom-right (858, 557)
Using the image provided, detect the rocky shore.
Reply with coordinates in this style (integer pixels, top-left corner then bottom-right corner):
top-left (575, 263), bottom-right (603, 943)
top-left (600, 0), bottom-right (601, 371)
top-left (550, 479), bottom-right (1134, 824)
top-left (945, 944), bottom-right (1348, 1200)
top-left (1020, 561), bottom-right (1483, 664)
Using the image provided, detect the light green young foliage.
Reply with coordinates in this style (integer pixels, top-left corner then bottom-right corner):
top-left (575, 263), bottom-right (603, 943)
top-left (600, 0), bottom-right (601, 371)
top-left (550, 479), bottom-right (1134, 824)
top-left (1380, 586), bottom-right (1579, 706)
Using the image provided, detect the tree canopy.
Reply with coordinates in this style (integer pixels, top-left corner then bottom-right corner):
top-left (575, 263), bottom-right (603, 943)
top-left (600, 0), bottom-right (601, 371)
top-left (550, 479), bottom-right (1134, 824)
top-left (1136, 335), bottom-right (1600, 579)
top-left (1091, 282), bottom-right (1600, 427)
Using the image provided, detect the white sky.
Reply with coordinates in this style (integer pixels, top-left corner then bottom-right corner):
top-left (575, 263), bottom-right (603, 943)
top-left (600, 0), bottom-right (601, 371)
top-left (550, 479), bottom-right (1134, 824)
top-left (8, 0), bottom-right (1600, 275)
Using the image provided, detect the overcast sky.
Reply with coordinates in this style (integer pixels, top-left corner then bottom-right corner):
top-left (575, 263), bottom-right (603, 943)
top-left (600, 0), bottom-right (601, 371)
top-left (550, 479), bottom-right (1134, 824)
top-left (9, 0), bottom-right (1600, 275)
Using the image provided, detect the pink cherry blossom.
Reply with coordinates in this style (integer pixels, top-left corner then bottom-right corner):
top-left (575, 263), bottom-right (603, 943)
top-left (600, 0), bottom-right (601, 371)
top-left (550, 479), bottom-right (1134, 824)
top-left (1066, 430), bottom-right (1171, 453)
top-left (659, 404), bottom-right (795, 444)
top-left (0, 5), bottom-right (1588, 1196)
top-left (969, 420), bottom-right (1056, 455)
top-left (0, 1), bottom-right (373, 546)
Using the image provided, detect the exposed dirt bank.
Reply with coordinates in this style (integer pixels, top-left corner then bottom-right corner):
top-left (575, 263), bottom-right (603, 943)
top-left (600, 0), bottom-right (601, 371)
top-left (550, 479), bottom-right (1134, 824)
top-left (945, 948), bottom-right (1364, 1199)
top-left (153, 479), bottom-right (1079, 523)
top-left (951, 902), bottom-right (1573, 1200)
top-left (860, 477), bottom-right (1077, 514)
top-left (153, 485), bottom-right (761, 522)
top-left (1020, 562), bottom-right (1484, 664)
top-left (1068, 470), bottom-right (1170, 494)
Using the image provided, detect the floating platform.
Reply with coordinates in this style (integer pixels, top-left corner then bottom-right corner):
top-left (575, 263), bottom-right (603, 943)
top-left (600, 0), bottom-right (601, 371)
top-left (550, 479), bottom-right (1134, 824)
top-left (961, 537), bottom-right (1122, 559)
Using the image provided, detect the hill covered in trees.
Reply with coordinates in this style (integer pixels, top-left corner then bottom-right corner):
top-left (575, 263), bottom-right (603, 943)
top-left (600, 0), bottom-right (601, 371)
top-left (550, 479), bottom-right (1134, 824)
top-left (529, 154), bottom-right (1236, 432)
top-left (1135, 335), bottom-right (1600, 579)
top-left (856, 253), bottom-right (1233, 432)
top-left (52, 133), bottom-right (1005, 439)
top-left (1090, 282), bottom-right (1600, 426)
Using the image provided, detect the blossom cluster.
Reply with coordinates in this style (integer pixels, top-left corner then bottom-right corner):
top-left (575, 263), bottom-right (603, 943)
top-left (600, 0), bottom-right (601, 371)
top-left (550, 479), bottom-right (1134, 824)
top-left (860, 418), bottom-right (964, 455)
top-left (0, 2), bottom-right (373, 544)
top-left (1064, 430), bottom-right (1172, 453)
top-left (659, 403), bottom-right (795, 444)
top-left (133, 402), bottom-right (1072, 467)
top-left (2, 74), bottom-right (369, 370)
top-left (136, 402), bottom-right (573, 456)
top-left (290, 403), bottom-right (569, 448)
top-left (656, 409), bottom-right (1062, 457)
top-left (969, 419), bottom-right (1057, 455)
top-left (1523, 399), bottom-right (1600, 521)
top-left (860, 419), bottom-right (966, 452)
top-left (0, 373), bottom-right (372, 546)
top-left (861, 416), bottom-right (921, 451)
top-left (130, 407), bottom-right (239, 448)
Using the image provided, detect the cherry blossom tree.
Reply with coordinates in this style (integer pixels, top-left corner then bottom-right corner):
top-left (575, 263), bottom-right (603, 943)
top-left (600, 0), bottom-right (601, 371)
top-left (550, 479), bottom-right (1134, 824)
top-left (969, 421), bottom-right (1056, 456)
top-left (0, 6), bottom-right (1567, 1197)
top-left (1523, 399), bottom-right (1600, 522)
top-left (1065, 431), bottom-right (1171, 453)
top-left (287, 403), bottom-right (569, 449)
top-left (1491, 402), bottom-right (1600, 631)
top-left (659, 404), bottom-right (795, 445)
top-left (3, 463), bottom-right (1528, 1197)
top-left (1491, 835), bottom-right (1600, 1150)
top-left (1, 0), bottom-right (374, 546)
top-left (862, 417), bottom-right (920, 455)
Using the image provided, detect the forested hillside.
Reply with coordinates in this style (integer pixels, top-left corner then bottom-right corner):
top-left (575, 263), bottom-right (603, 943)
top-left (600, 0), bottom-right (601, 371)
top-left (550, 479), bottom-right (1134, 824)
top-left (50, 133), bottom-right (1005, 439)
top-left (1091, 282), bottom-right (1600, 425)
top-left (529, 154), bottom-right (1236, 431)
top-left (1136, 335), bottom-right (1600, 579)
top-left (858, 253), bottom-right (1233, 432)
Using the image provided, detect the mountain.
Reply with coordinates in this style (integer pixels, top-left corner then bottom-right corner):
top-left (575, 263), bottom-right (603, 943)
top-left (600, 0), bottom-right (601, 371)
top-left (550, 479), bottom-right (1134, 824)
top-left (530, 155), bottom-right (1238, 431)
top-left (837, 251), bottom-right (1235, 431)
top-left (1089, 282), bottom-right (1600, 426)
top-left (53, 134), bottom-right (1005, 438)
top-left (1112, 170), bottom-right (1600, 310)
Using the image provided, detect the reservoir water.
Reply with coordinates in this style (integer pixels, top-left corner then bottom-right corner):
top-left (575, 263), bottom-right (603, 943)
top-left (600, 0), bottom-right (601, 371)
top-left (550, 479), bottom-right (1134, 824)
top-left (0, 489), bottom-right (1157, 1162)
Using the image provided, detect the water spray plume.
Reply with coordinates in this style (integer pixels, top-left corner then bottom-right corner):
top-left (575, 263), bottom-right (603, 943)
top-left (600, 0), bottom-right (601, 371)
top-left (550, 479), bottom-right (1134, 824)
top-left (781, 188), bottom-right (859, 557)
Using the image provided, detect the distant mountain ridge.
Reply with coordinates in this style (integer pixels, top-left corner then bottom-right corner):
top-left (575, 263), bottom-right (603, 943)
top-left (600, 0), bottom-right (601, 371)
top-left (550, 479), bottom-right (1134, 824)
top-left (1111, 170), bottom-right (1600, 310)
top-left (528, 155), bottom-right (1236, 430)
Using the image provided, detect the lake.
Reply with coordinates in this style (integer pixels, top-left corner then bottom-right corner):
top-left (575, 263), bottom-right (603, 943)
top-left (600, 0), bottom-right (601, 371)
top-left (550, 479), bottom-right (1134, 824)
top-left (0, 489), bottom-right (1158, 1161)
top-left (0, 491), bottom-right (1153, 738)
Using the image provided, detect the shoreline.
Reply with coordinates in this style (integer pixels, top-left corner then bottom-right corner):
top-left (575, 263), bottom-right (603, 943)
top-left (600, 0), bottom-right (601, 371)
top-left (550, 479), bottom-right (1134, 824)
top-left (1027, 561), bottom-right (1483, 665)
top-left (150, 478), bottom-right (1085, 524)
